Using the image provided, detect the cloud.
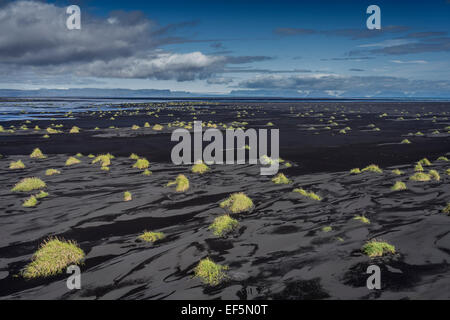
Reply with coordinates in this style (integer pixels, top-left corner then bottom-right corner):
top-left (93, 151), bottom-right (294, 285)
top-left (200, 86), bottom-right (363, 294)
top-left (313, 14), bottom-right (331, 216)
top-left (0, 1), bottom-right (269, 82)
top-left (238, 74), bottom-right (450, 97)
top-left (349, 68), bottom-right (364, 71)
top-left (274, 25), bottom-right (409, 40)
top-left (390, 60), bottom-right (428, 64)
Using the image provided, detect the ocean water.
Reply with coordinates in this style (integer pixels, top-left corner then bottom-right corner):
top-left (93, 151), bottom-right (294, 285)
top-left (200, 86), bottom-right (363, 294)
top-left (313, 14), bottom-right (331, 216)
top-left (1, 97), bottom-right (448, 122)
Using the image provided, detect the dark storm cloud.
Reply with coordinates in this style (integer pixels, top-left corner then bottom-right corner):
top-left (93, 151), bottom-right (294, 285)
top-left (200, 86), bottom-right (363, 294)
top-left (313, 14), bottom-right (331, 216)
top-left (350, 37), bottom-right (450, 55)
top-left (0, 1), bottom-right (270, 81)
top-left (274, 25), bottom-right (409, 40)
top-left (238, 74), bottom-right (450, 96)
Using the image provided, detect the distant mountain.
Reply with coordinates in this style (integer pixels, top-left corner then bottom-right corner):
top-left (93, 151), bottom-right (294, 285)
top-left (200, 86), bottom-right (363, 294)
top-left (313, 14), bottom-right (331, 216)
top-left (0, 88), bottom-right (201, 98)
top-left (0, 88), bottom-right (448, 99)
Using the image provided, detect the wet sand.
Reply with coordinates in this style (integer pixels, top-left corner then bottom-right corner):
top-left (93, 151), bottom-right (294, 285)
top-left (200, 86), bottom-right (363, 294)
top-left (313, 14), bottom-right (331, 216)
top-left (0, 101), bottom-right (449, 299)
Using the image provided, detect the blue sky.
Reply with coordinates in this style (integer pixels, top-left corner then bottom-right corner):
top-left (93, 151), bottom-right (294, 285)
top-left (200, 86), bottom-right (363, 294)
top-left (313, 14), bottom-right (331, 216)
top-left (1, 0), bottom-right (449, 97)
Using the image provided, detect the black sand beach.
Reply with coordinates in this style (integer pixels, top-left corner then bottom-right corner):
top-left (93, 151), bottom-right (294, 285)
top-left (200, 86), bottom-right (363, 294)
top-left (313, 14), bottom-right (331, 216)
top-left (0, 101), bottom-right (449, 299)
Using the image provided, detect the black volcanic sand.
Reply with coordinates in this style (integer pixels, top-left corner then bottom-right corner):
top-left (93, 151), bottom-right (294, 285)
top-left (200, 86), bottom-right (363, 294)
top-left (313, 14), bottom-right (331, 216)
top-left (0, 101), bottom-right (449, 299)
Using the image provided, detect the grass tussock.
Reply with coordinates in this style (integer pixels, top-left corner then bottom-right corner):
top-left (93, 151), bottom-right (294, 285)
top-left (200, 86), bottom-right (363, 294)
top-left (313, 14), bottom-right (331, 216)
top-left (322, 226), bottom-right (332, 232)
top-left (437, 156), bottom-right (448, 162)
top-left (35, 190), bottom-right (49, 199)
top-left (45, 169), bottom-right (60, 176)
top-left (69, 126), bottom-right (80, 133)
top-left (138, 231), bottom-right (165, 243)
top-left (414, 162), bottom-right (424, 172)
top-left (391, 181), bottom-right (407, 191)
top-left (354, 215), bottom-right (370, 224)
top-left (410, 172), bottom-right (431, 181)
top-left (443, 203), bottom-right (450, 214)
top-left (350, 168), bottom-right (361, 174)
top-left (142, 169), bottom-right (152, 176)
top-left (293, 188), bottom-right (322, 201)
top-left (271, 173), bottom-right (291, 184)
top-left (9, 160), bottom-right (25, 170)
top-left (361, 164), bottom-right (383, 173)
top-left (153, 124), bottom-right (163, 131)
top-left (194, 258), bottom-right (228, 286)
top-left (92, 154), bottom-right (114, 167)
top-left (23, 195), bottom-right (38, 207)
top-left (220, 192), bottom-right (253, 213)
top-left (23, 238), bottom-right (84, 279)
top-left (65, 156), bottom-right (81, 166)
top-left (129, 153), bottom-right (140, 160)
top-left (167, 174), bottom-right (189, 192)
top-left (123, 191), bottom-right (132, 201)
top-left (418, 158), bottom-right (432, 166)
top-left (391, 169), bottom-right (403, 175)
top-left (401, 139), bottom-right (411, 144)
top-left (362, 240), bottom-right (395, 258)
top-left (132, 158), bottom-right (150, 169)
top-left (429, 169), bottom-right (440, 181)
top-left (208, 215), bottom-right (239, 237)
top-left (191, 162), bottom-right (210, 174)
top-left (30, 148), bottom-right (46, 159)
top-left (12, 177), bottom-right (46, 192)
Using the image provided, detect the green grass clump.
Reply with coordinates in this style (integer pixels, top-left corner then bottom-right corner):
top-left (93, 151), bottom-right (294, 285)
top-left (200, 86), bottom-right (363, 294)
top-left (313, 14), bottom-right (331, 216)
top-left (30, 148), bottom-right (46, 159)
top-left (9, 160), bottom-right (25, 170)
top-left (194, 258), bottom-right (228, 286)
top-left (65, 156), bottom-right (81, 166)
top-left (401, 139), bottom-right (411, 144)
top-left (23, 238), bottom-right (84, 279)
top-left (293, 188), bottom-right (322, 201)
top-left (35, 190), bottom-right (49, 199)
top-left (418, 158), bottom-right (431, 166)
top-left (322, 226), bottom-right (332, 232)
top-left (354, 215), bottom-right (370, 224)
top-left (69, 126), bottom-right (80, 133)
top-left (46, 127), bottom-right (59, 134)
top-left (167, 174), bottom-right (189, 192)
top-left (138, 231), bottom-right (165, 242)
top-left (208, 215), bottom-right (239, 237)
top-left (132, 158), bottom-right (150, 169)
top-left (191, 162), bottom-right (210, 174)
top-left (437, 156), bottom-right (448, 162)
top-left (23, 195), bottom-right (38, 207)
top-left (410, 172), bottom-right (431, 182)
top-left (362, 240), bottom-right (395, 258)
top-left (142, 169), bottom-right (152, 176)
top-left (429, 169), bottom-right (440, 181)
top-left (45, 169), bottom-right (60, 176)
top-left (220, 192), bottom-right (253, 213)
top-left (391, 169), bottom-right (403, 175)
top-left (144, 122), bottom-right (151, 128)
top-left (447, 169), bottom-right (450, 176)
top-left (123, 191), bottom-right (132, 201)
top-left (131, 124), bottom-right (140, 130)
top-left (361, 164), bottom-right (383, 173)
top-left (271, 173), bottom-right (291, 184)
top-left (391, 181), bottom-right (407, 191)
top-left (12, 177), bottom-right (46, 192)
top-left (153, 124), bottom-right (163, 131)
top-left (414, 162), bottom-right (424, 172)
top-left (92, 154), bottom-right (114, 167)
top-left (350, 168), bottom-right (361, 174)
top-left (443, 203), bottom-right (450, 214)
top-left (129, 153), bottom-right (140, 160)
